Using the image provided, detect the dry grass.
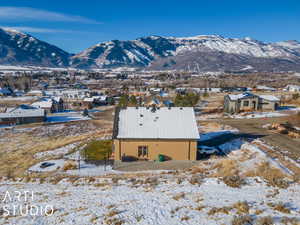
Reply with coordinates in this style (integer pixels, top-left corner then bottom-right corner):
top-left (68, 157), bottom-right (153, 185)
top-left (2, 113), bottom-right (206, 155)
top-left (194, 205), bottom-right (206, 211)
top-left (181, 216), bottom-right (190, 221)
top-left (256, 216), bottom-right (274, 225)
top-left (106, 210), bottom-right (120, 217)
top-left (63, 161), bottom-right (77, 171)
top-left (190, 166), bottom-right (207, 174)
top-left (280, 217), bottom-right (300, 225)
top-left (0, 123), bottom-right (111, 177)
top-left (231, 215), bottom-right (253, 225)
top-left (252, 141), bottom-right (300, 176)
top-left (208, 206), bottom-right (232, 215)
top-left (222, 175), bottom-right (246, 188)
top-left (232, 201), bottom-right (250, 214)
top-left (172, 193), bottom-right (185, 201)
top-left (268, 202), bottom-right (291, 214)
top-left (254, 209), bottom-right (264, 215)
top-left (245, 161), bottom-right (289, 188)
top-left (189, 175), bottom-right (203, 185)
top-left (212, 158), bottom-right (240, 177)
top-left (104, 218), bottom-right (124, 225)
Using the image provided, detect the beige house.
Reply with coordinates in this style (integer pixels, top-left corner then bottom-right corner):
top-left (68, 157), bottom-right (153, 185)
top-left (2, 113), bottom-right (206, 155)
top-left (113, 106), bottom-right (199, 161)
top-left (224, 92), bottom-right (280, 113)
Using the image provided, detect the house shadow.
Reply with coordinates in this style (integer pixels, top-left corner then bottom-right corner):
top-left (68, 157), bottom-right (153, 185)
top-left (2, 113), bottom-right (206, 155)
top-left (197, 132), bottom-right (266, 160)
top-left (277, 106), bottom-right (297, 111)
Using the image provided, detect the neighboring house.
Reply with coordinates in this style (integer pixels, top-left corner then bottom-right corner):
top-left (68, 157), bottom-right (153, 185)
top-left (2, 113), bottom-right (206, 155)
top-left (285, 85), bottom-right (300, 92)
top-left (0, 88), bottom-right (12, 96)
top-left (45, 89), bottom-right (90, 100)
top-left (255, 85), bottom-right (276, 92)
top-left (113, 106), bottom-right (199, 161)
top-left (83, 95), bottom-right (108, 107)
top-left (224, 92), bottom-right (280, 113)
top-left (26, 90), bottom-right (45, 96)
top-left (0, 105), bottom-right (45, 125)
top-left (31, 97), bottom-right (64, 113)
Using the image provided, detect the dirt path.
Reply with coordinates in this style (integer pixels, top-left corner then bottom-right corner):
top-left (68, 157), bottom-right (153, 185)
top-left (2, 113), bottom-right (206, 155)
top-left (214, 117), bottom-right (300, 162)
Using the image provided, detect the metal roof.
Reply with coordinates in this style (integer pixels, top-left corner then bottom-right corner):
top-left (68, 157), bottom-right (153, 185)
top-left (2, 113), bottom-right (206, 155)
top-left (227, 92), bottom-right (256, 101)
top-left (0, 108), bottom-right (45, 119)
top-left (117, 107), bottom-right (199, 139)
top-left (259, 95), bottom-right (280, 102)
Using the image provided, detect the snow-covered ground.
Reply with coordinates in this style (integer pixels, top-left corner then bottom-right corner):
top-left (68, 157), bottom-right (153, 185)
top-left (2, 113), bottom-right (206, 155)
top-left (2, 124), bottom-right (300, 224)
top-left (1, 171), bottom-right (300, 225)
top-left (28, 159), bottom-right (65, 172)
top-left (46, 112), bottom-right (90, 123)
top-left (229, 107), bottom-right (300, 119)
top-left (34, 143), bottom-right (79, 159)
top-left (230, 111), bottom-right (286, 119)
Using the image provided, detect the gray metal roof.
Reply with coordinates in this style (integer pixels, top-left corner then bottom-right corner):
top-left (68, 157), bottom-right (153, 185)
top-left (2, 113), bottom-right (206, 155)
top-left (117, 107), bottom-right (199, 139)
top-left (0, 108), bottom-right (45, 119)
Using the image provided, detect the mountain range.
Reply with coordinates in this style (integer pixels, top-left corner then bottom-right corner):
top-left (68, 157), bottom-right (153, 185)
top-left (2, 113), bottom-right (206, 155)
top-left (1, 27), bottom-right (300, 72)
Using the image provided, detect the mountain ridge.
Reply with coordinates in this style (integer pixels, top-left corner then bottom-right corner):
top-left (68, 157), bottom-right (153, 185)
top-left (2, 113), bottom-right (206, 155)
top-left (1, 27), bottom-right (300, 72)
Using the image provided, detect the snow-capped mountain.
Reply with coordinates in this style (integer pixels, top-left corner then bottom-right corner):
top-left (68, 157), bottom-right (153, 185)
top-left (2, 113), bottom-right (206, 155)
top-left (71, 35), bottom-right (300, 71)
top-left (1, 27), bottom-right (300, 72)
top-left (70, 36), bottom-right (177, 69)
top-left (0, 28), bottom-right (70, 67)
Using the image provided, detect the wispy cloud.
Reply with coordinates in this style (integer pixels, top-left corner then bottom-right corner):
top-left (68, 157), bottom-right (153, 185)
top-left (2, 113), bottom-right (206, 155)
top-left (2, 26), bottom-right (72, 33)
top-left (0, 7), bottom-right (101, 24)
top-left (1, 26), bottom-right (101, 35)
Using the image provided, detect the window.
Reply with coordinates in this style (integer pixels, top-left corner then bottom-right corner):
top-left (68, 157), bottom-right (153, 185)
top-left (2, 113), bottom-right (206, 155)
top-left (138, 146), bottom-right (148, 157)
top-left (243, 101), bottom-right (249, 107)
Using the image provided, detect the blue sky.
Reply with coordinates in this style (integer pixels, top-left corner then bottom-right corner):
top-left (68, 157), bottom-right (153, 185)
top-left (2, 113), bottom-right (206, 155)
top-left (0, 0), bottom-right (299, 53)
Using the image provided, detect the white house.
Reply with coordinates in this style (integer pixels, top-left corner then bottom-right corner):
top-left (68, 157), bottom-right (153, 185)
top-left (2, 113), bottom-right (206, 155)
top-left (285, 85), bottom-right (300, 92)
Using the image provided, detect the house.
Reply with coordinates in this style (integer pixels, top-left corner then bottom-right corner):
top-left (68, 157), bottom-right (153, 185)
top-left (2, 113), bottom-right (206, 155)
top-left (31, 97), bottom-right (64, 113)
top-left (44, 89), bottom-right (90, 100)
top-left (224, 92), bottom-right (280, 113)
top-left (113, 106), bottom-right (199, 161)
top-left (285, 85), bottom-right (300, 92)
top-left (0, 105), bottom-right (46, 125)
top-left (255, 85), bottom-right (276, 92)
top-left (26, 90), bottom-right (45, 96)
top-left (83, 95), bottom-right (108, 108)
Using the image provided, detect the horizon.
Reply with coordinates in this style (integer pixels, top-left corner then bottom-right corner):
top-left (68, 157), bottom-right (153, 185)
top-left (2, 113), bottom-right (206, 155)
top-left (0, 0), bottom-right (300, 53)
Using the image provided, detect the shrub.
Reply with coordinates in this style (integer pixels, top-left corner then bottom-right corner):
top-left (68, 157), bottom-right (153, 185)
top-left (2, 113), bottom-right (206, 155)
top-left (81, 140), bottom-right (112, 161)
top-left (208, 206), bottom-right (232, 215)
top-left (222, 175), bottom-right (246, 188)
top-left (281, 217), bottom-right (299, 225)
top-left (231, 215), bottom-right (253, 225)
top-left (181, 216), bottom-right (190, 221)
top-left (292, 93), bottom-right (300, 100)
top-left (106, 210), bottom-right (120, 217)
top-left (143, 177), bottom-right (159, 186)
top-left (189, 175), bottom-right (203, 185)
top-left (268, 202), bottom-right (291, 214)
top-left (233, 201), bottom-right (250, 214)
top-left (63, 161), bottom-right (77, 171)
top-left (174, 93), bottom-right (200, 107)
top-left (213, 159), bottom-right (239, 177)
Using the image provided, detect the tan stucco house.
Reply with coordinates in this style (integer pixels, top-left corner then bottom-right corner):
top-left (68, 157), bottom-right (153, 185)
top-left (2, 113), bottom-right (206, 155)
top-left (113, 106), bottom-right (199, 161)
top-left (224, 92), bottom-right (280, 113)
